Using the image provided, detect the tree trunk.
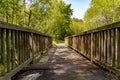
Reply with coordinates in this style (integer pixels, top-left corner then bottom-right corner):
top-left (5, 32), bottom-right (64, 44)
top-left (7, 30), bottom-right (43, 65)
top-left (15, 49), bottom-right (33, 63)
top-left (23, 0), bottom-right (26, 27)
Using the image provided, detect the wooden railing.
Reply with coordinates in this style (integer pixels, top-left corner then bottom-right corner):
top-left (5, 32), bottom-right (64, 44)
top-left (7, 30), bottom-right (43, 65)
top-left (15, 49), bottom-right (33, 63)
top-left (65, 22), bottom-right (120, 76)
top-left (0, 21), bottom-right (52, 80)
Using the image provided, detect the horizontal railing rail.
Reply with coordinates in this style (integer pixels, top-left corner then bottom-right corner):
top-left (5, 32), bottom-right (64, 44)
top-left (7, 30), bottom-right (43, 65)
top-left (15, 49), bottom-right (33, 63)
top-left (65, 21), bottom-right (120, 76)
top-left (0, 21), bottom-right (52, 80)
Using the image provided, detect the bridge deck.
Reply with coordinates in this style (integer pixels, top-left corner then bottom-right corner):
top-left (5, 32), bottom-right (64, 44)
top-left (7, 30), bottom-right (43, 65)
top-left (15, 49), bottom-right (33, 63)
top-left (16, 43), bottom-right (115, 80)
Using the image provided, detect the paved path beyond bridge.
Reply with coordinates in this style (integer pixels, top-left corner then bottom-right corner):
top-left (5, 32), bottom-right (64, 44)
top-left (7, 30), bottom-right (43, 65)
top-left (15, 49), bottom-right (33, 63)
top-left (16, 43), bottom-right (116, 80)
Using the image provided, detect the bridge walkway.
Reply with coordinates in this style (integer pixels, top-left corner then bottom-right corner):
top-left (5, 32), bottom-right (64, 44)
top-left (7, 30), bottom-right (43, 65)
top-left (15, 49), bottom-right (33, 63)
top-left (16, 43), bottom-right (114, 80)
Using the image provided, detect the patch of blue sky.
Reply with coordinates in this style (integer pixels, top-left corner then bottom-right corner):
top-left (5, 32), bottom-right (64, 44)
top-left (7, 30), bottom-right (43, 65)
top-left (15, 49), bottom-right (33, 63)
top-left (63, 0), bottom-right (91, 19)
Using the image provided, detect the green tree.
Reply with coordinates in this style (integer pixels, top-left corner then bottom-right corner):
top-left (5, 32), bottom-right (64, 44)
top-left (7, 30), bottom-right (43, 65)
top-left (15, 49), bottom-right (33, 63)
top-left (29, 0), bottom-right (73, 40)
top-left (70, 18), bottom-right (85, 35)
top-left (46, 0), bottom-right (73, 40)
top-left (84, 0), bottom-right (120, 29)
top-left (0, 0), bottom-right (73, 41)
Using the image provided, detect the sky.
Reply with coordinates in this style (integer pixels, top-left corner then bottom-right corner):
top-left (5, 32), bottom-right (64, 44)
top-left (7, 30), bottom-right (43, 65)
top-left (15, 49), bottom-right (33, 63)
top-left (63, 0), bottom-right (91, 19)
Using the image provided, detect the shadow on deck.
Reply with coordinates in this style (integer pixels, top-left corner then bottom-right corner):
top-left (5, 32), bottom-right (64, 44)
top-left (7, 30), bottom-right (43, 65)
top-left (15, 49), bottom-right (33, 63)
top-left (16, 43), bottom-right (117, 80)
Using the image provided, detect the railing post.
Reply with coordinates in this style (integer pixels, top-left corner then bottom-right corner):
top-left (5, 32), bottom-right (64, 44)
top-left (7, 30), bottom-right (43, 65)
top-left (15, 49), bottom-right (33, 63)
top-left (91, 33), bottom-right (93, 63)
top-left (1, 29), bottom-right (5, 75)
top-left (6, 29), bottom-right (10, 72)
top-left (0, 21), bottom-right (52, 79)
top-left (11, 30), bottom-right (15, 69)
top-left (117, 28), bottom-right (120, 68)
top-left (104, 31), bottom-right (107, 63)
top-left (112, 29), bottom-right (116, 67)
top-left (29, 33), bottom-right (33, 64)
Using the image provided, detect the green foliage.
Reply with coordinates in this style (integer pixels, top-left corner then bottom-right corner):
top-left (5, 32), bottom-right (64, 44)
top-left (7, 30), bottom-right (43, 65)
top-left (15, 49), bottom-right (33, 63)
top-left (0, 0), bottom-right (92, 42)
top-left (30, 0), bottom-right (73, 40)
top-left (70, 18), bottom-right (85, 35)
top-left (0, 0), bottom-right (73, 41)
top-left (53, 39), bottom-right (63, 44)
top-left (1, 0), bottom-right (120, 42)
top-left (0, 0), bottom-right (25, 25)
top-left (84, 0), bottom-right (120, 29)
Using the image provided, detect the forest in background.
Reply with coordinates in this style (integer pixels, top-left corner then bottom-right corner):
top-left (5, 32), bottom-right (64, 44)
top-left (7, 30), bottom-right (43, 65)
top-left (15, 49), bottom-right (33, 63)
top-left (0, 0), bottom-right (120, 42)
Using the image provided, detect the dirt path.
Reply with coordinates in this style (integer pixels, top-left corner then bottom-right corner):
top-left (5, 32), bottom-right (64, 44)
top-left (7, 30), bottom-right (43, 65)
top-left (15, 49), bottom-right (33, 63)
top-left (16, 43), bottom-right (114, 80)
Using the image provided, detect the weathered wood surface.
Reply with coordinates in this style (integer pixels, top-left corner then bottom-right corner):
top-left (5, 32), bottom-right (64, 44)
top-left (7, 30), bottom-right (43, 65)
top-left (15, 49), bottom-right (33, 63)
top-left (65, 21), bottom-right (120, 76)
top-left (0, 21), bottom-right (52, 80)
top-left (16, 43), bottom-right (118, 80)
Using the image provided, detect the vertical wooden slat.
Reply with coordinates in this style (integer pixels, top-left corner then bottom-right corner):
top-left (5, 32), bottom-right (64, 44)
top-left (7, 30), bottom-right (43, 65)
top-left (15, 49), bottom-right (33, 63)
top-left (0, 29), bottom-right (1, 76)
top-left (38, 35), bottom-right (39, 53)
top-left (86, 35), bottom-right (88, 57)
top-left (82, 36), bottom-right (83, 53)
top-left (96, 33), bottom-right (99, 60)
top-left (93, 33), bottom-right (95, 59)
top-left (28, 33), bottom-right (30, 59)
top-left (117, 28), bottom-right (120, 68)
top-left (39, 36), bottom-right (41, 51)
top-left (85, 36), bottom-right (87, 55)
top-left (44, 37), bottom-right (46, 50)
top-left (77, 36), bottom-right (79, 51)
top-left (84, 36), bottom-right (85, 54)
top-left (32, 33), bottom-right (34, 57)
top-left (104, 31), bottom-right (107, 63)
top-left (24, 32), bottom-right (27, 60)
top-left (29, 33), bottom-right (33, 58)
top-left (89, 34), bottom-right (91, 57)
top-left (39, 35), bottom-right (41, 51)
top-left (70, 37), bottom-right (71, 47)
top-left (11, 30), bottom-right (15, 69)
top-left (26, 33), bottom-right (29, 59)
top-left (81, 36), bottom-right (83, 53)
top-left (24, 32), bottom-right (27, 61)
top-left (73, 37), bottom-right (75, 49)
top-left (6, 29), bottom-right (10, 72)
top-left (91, 33), bottom-right (93, 63)
top-left (107, 30), bottom-right (111, 65)
top-left (26, 33), bottom-right (28, 59)
top-left (101, 31), bottom-right (104, 62)
top-left (16, 31), bottom-right (19, 65)
top-left (89, 34), bottom-right (91, 58)
top-left (22, 32), bottom-right (25, 61)
top-left (33, 34), bottom-right (35, 57)
top-left (37, 35), bottom-right (39, 52)
top-left (19, 31), bottom-right (21, 64)
top-left (15, 31), bottom-right (17, 66)
top-left (79, 36), bottom-right (81, 51)
top-left (94, 33), bottom-right (97, 59)
top-left (1, 29), bottom-right (5, 75)
top-left (71, 37), bottom-right (72, 47)
top-left (17, 31), bottom-right (21, 65)
top-left (43, 37), bottom-right (45, 50)
top-left (20, 31), bottom-right (24, 63)
top-left (28, 33), bottom-right (31, 59)
top-left (20, 32), bottom-right (23, 63)
top-left (95, 33), bottom-right (97, 59)
top-left (35, 35), bottom-right (37, 53)
top-left (99, 32), bottom-right (101, 61)
top-left (40, 36), bottom-right (42, 51)
top-left (111, 29), bottom-right (116, 67)
top-left (76, 36), bottom-right (77, 50)
top-left (25, 32), bottom-right (27, 60)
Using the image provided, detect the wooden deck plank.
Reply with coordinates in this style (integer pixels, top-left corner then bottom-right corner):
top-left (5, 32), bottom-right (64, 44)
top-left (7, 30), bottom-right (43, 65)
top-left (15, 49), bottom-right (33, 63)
top-left (15, 43), bottom-right (117, 80)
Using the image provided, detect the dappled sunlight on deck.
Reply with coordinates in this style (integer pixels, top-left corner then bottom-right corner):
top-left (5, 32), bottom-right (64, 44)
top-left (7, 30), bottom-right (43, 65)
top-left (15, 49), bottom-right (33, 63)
top-left (16, 43), bottom-right (109, 80)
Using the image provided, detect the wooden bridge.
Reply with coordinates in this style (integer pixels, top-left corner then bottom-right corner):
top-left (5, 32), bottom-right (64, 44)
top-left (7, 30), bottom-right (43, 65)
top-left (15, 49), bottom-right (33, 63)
top-left (0, 21), bottom-right (120, 80)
